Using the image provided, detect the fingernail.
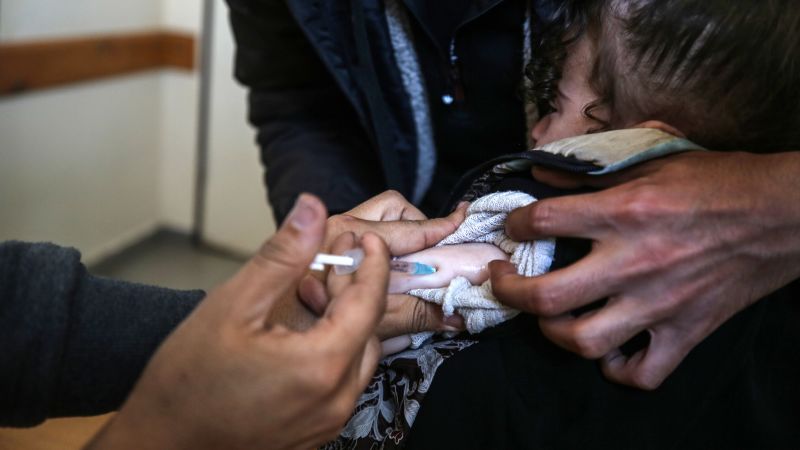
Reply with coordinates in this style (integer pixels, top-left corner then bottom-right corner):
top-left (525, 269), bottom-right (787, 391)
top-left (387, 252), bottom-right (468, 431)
top-left (489, 259), bottom-right (516, 275)
top-left (457, 201), bottom-right (470, 210)
top-left (287, 194), bottom-right (317, 229)
top-left (442, 314), bottom-right (465, 331)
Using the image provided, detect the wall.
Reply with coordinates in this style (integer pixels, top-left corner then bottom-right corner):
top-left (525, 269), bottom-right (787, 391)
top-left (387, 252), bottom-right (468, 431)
top-left (0, 0), bottom-right (273, 262)
top-left (157, 0), bottom-right (201, 232)
top-left (202, 0), bottom-right (275, 255)
top-left (157, 0), bottom-right (273, 255)
top-left (0, 77), bottom-right (162, 262)
top-left (0, 0), bottom-right (164, 263)
top-left (0, 0), bottom-right (160, 40)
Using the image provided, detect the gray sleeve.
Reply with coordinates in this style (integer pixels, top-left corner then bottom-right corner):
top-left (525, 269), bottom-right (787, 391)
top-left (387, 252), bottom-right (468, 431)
top-left (0, 241), bottom-right (204, 427)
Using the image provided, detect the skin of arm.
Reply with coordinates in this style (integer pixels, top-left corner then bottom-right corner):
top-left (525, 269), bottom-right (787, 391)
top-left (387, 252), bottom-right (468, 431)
top-left (491, 150), bottom-right (800, 390)
top-left (294, 191), bottom-right (510, 344)
top-left (296, 191), bottom-right (470, 338)
top-left (390, 243), bottom-right (509, 293)
top-left (85, 194), bottom-right (390, 450)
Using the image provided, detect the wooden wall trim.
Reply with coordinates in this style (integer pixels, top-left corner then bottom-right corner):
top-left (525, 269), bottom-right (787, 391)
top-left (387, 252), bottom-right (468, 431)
top-left (0, 31), bottom-right (196, 96)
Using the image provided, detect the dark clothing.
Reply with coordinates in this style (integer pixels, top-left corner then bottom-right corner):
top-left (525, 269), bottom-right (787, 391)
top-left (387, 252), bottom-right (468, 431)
top-left (407, 296), bottom-right (800, 449)
top-left (226, 0), bottom-right (533, 222)
top-left (324, 141), bottom-right (800, 448)
top-left (0, 241), bottom-right (203, 427)
top-left (405, 277), bottom-right (800, 448)
top-left (403, 155), bottom-right (800, 449)
top-left (405, 0), bottom-right (531, 212)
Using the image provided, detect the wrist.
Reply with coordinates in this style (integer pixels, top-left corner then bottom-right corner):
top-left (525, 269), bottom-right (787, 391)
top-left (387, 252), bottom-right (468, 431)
top-left (746, 151), bottom-right (800, 279)
top-left (84, 403), bottom-right (186, 450)
top-left (759, 151), bottom-right (800, 233)
top-left (83, 373), bottom-right (204, 450)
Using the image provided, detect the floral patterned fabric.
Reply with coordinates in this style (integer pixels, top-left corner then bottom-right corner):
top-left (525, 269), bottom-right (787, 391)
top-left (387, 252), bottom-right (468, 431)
top-left (322, 338), bottom-right (477, 449)
top-left (322, 157), bottom-right (532, 450)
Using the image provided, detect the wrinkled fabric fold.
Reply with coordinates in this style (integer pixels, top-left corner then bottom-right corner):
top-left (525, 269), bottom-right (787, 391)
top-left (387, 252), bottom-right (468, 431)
top-left (409, 191), bottom-right (555, 348)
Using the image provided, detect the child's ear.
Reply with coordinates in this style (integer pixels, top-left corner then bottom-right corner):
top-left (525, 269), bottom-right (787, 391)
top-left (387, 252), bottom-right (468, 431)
top-left (632, 120), bottom-right (686, 138)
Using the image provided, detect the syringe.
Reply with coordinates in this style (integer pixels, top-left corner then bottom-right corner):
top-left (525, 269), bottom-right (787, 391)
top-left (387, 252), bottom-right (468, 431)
top-left (310, 249), bottom-right (437, 276)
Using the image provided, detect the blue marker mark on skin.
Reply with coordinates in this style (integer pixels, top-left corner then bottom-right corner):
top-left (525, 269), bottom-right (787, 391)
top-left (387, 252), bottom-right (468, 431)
top-left (411, 262), bottom-right (437, 275)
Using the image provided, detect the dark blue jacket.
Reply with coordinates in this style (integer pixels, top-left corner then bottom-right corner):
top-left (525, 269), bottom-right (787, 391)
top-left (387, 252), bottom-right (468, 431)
top-left (226, 0), bottom-right (536, 222)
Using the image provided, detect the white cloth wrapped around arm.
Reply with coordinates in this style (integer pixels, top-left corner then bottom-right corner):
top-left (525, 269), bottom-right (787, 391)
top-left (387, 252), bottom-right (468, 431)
top-left (408, 191), bottom-right (555, 348)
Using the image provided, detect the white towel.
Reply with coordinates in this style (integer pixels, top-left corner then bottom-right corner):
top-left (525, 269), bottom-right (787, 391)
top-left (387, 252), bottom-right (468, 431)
top-left (408, 191), bottom-right (555, 348)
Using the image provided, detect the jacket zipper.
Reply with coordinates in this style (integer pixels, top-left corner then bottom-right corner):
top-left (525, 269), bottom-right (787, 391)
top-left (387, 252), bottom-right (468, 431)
top-left (443, 37), bottom-right (466, 105)
top-left (440, 0), bottom-right (508, 106)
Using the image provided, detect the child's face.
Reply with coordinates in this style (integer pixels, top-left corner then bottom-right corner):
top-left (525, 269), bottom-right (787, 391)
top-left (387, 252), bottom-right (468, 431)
top-left (530, 36), bottom-right (609, 147)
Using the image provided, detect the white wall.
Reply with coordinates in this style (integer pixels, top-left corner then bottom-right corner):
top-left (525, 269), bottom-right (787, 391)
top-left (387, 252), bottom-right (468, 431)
top-left (0, 77), bottom-right (162, 262)
top-left (157, 71), bottom-right (198, 232)
top-left (161, 0), bottom-right (201, 32)
top-left (157, 0), bottom-right (202, 232)
top-left (0, 0), bottom-right (164, 263)
top-left (0, 0), bottom-right (160, 41)
top-left (203, 1), bottom-right (274, 255)
top-left (157, 0), bottom-right (273, 253)
top-left (0, 0), bottom-right (274, 261)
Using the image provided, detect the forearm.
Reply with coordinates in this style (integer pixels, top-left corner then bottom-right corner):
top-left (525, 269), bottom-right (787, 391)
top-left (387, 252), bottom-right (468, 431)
top-left (48, 272), bottom-right (203, 419)
top-left (84, 407), bottom-right (189, 450)
top-left (742, 151), bottom-right (800, 284)
top-left (0, 242), bottom-right (203, 426)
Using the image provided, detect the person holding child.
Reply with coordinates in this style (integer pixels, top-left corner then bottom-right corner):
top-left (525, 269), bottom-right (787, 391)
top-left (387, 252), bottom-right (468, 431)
top-left (228, 0), bottom-right (800, 394)
top-left (3, 1), bottom-right (794, 448)
top-left (237, 0), bottom-right (799, 447)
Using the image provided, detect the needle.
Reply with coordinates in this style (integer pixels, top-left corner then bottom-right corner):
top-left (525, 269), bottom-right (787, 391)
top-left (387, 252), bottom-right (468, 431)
top-left (310, 249), bottom-right (437, 276)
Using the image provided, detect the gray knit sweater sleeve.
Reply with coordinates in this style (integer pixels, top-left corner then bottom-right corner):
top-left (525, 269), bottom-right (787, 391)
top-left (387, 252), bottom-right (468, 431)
top-left (0, 241), bottom-right (204, 427)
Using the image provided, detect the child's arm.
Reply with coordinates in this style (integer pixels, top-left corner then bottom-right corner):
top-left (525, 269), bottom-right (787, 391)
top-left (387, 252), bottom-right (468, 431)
top-left (266, 243), bottom-right (508, 334)
top-left (389, 243), bottom-right (509, 294)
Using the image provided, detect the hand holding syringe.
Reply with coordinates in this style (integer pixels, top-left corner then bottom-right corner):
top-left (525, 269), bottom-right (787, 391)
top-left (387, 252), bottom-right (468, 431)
top-left (310, 249), bottom-right (437, 276)
top-left (304, 242), bottom-right (507, 352)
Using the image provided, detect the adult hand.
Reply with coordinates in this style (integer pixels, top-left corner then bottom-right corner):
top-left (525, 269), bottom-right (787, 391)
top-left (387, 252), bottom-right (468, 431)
top-left (86, 194), bottom-right (390, 450)
top-left (324, 190), bottom-right (468, 254)
top-left (490, 151), bottom-right (800, 390)
top-left (299, 190), bottom-right (468, 340)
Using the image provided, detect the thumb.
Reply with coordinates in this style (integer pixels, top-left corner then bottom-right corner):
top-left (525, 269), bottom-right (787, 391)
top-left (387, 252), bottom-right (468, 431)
top-left (233, 194), bottom-right (327, 321)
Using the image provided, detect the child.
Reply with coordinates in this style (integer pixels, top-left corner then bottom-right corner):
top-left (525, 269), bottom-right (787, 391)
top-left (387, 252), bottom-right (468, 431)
top-left (527, 0), bottom-right (800, 151)
top-left (330, 0), bottom-right (800, 448)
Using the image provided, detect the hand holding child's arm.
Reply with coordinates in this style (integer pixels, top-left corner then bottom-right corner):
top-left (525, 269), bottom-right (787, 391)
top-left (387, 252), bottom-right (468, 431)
top-left (86, 195), bottom-right (389, 450)
top-left (491, 150), bottom-right (800, 389)
top-left (298, 191), bottom-right (470, 338)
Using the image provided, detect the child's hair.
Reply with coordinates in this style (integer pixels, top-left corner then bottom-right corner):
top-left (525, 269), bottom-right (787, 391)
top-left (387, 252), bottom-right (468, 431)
top-left (527, 0), bottom-right (800, 152)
